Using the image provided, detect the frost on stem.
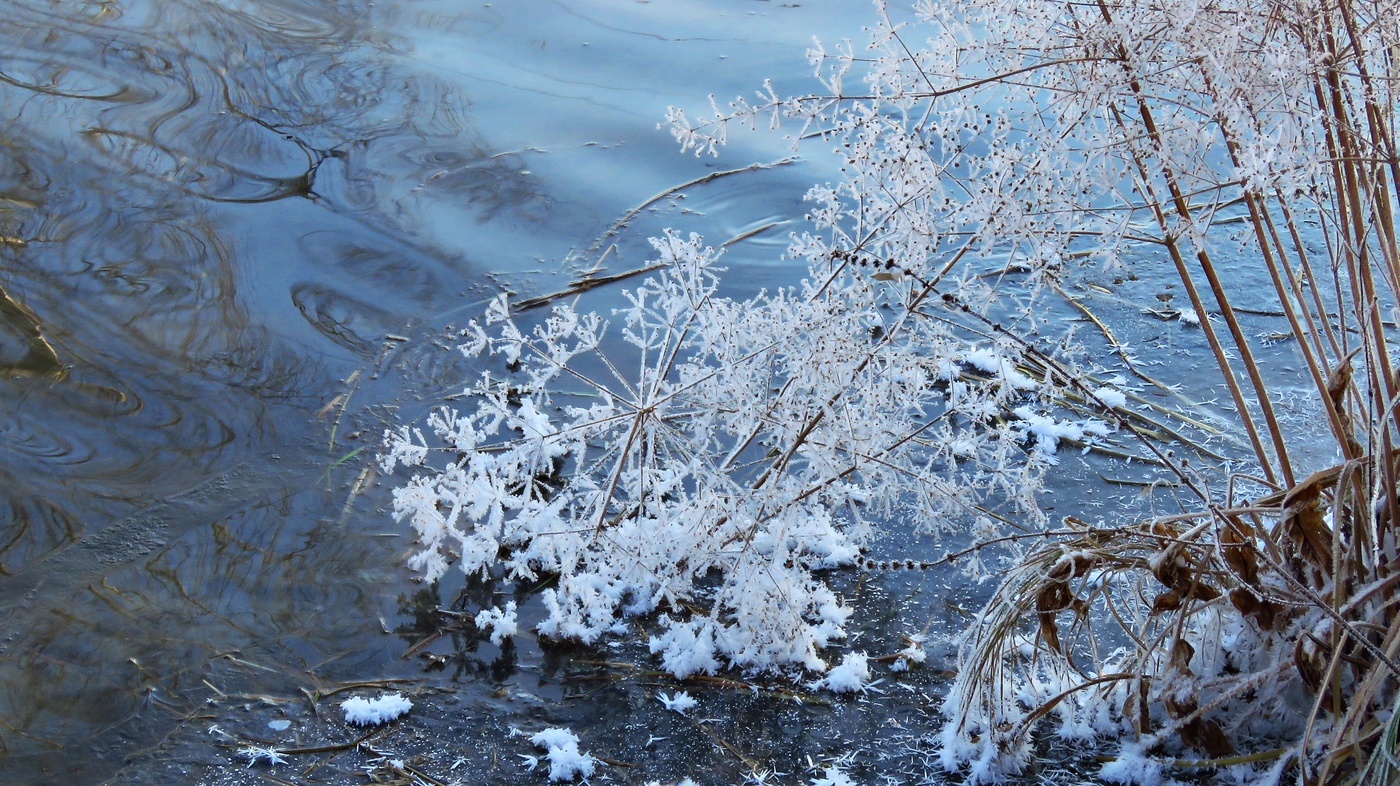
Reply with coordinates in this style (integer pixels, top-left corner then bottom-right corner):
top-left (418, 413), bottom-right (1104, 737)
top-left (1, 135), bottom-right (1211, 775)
top-left (238, 746), bottom-right (288, 768)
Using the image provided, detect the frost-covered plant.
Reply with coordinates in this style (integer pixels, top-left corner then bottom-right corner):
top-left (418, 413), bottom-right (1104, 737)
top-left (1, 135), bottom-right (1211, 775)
top-left (387, 0), bottom-right (1399, 782)
top-left (383, 226), bottom-right (1087, 678)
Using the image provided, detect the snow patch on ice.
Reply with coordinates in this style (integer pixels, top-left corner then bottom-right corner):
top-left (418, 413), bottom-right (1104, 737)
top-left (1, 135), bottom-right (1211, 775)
top-left (528, 727), bottom-right (597, 782)
top-left (340, 693), bottom-right (412, 726)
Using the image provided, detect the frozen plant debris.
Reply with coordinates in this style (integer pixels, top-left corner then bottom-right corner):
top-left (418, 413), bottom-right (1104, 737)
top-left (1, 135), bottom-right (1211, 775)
top-left (387, 0), bottom-right (1400, 781)
top-left (238, 746), bottom-right (288, 767)
top-left (1011, 407), bottom-right (1110, 457)
top-left (892, 637), bottom-right (927, 672)
top-left (657, 690), bottom-right (697, 715)
top-left (528, 727), bottom-right (596, 782)
top-left (1098, 741), bottom-right (1164, 786)
top-left (340, 693), bottom-right (413, 726)
top-left (386, 224), bottom-right (1059, 679)
top-left (1090, 385), bottom-right (1127, 410)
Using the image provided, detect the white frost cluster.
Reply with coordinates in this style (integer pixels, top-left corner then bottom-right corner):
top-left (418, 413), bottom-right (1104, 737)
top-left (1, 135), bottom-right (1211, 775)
top-left (383, 227), bottom-right (1075, 681)
top-left (657, 690), bottom-right (697, 715)
top-left (340, 693), bottom-right (412, 726)
top-left (890, 637), bottom-right (926, 672)
top-left (527, 727), bottom-right (596, 782)
top-left (811, 766), bottom-right (856, 786)
top-left (1011, 406), bottom-right (1111, 457)
top-left (814, 652), bottom-right (871, 693)
top-left (477, 601), bottom-right (518, 646)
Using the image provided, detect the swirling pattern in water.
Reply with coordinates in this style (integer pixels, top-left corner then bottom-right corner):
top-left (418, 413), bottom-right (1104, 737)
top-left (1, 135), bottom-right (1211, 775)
top-left (0, 0), bottom-right (523, 781)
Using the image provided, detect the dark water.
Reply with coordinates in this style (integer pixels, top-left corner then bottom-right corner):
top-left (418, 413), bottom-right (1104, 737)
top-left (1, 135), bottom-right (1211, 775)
top-left (1, 1), bottom-right (1330, 784)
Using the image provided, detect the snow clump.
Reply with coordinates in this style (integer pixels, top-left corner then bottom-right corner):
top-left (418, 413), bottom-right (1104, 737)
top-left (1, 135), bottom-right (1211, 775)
top-left (340, 693), bottom-right (413, 726)
top-left (814, 652), bottom-right (871, 693)
top-left (811, 765), bottom-right (857, 786)
top-left (528, 727), bottom-right (597, 782)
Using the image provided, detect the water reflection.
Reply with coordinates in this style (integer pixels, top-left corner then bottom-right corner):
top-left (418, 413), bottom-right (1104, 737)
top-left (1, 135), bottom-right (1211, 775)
top-left (0, 0), bottom-right (499, 779)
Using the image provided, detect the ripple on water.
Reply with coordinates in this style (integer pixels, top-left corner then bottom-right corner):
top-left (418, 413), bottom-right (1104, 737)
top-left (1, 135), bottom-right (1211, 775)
top-left (0, 0), bottom-right (481, 776)
top-left (0, 495), bottom-right (79, 577)
top-left (0, 54), bottom-right (141, 103)
top-left (292, 282), bottom-right (408, 354)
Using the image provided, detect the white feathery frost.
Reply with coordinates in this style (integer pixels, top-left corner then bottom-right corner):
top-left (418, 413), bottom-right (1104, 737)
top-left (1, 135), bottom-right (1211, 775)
top-left (340, 693), bottom-right (412, 726)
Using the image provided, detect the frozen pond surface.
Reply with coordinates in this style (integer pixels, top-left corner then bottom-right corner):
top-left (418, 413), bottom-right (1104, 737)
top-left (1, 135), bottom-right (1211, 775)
top-left (0, 1), bottom-right (1323, 784)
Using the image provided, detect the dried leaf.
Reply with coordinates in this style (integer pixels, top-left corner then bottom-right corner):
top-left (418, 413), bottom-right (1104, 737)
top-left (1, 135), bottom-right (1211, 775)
top-left (1294, 634), bottom-right (1327, 694)
top-left (1152, 589), bottom-right (1182, 613)
top-left (1220, 518), bottom-right (1260, 586)
top-left (1038, 612), bottom-right (1062, 654)
top-left (1228, 588), bottom-right (1277, 631)
top-left (1282, 473), bottom-right (1335, 582)
top-left (1179, 717), bottom-right (1235, 757)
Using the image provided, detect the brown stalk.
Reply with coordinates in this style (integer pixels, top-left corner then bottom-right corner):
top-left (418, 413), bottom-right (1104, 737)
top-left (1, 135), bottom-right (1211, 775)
top-left (1094, 0), bottom-right (1295, 486)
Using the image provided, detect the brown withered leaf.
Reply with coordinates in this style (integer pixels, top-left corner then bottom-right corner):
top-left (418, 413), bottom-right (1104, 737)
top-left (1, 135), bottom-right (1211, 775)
top-left (1228, 587), bottom-right (1278, 631)
top-left (1152, 589), bottom-right (1182, 613)
top-left (1325, 352), bottom-right (1363, 458)
top-left (1047, 552), bottom-right (1101, 581)
top-left (1183, 580), bottom-right (1221, 602)
top-left (1179, 717), bottom-right (1235, 757)
top-left (1219, 518), bottom-right (1260, 586)
top-left (1035, 577), bottom-right (1073, 653)
top-left (1036, 581), bottom-right (1073, 613)
top-left (1150, 546), bottom-right (1187, 588)
top-left (1123, 677), bottom-right (1151, 734)
top-left (1038, 612), bottom-right (1062, 654)
top-left (1293, 634), bottom-right (1327, 694)
top-left (1150, 547), bottom-right (1222, 602)
top-left (1169, 639), bottom-right (1196, 675)
top-left (1229, 587), bottom-right (1258, 615)
top-left (1164, 691), bottom-right (1197, 719)
top-left (1282, 470), bottom-right (1335, 581)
